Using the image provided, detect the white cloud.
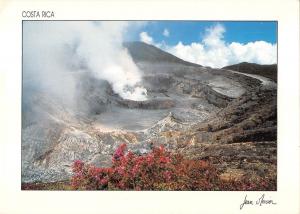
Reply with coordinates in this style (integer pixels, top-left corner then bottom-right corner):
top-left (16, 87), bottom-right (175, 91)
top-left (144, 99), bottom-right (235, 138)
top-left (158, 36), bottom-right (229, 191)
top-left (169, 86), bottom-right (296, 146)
top-left (144, 23), bottom-right (277, 68)
top-left (139, 31), bottom-right (153, 45)
top-left (163, 28), bottom-right (170, 37)
top-left (228, 41), bottom-right (277, 65)
top-left (202, 23), bottom-right (225, 48)
top-left (139, 31), bottom-right (165, 49)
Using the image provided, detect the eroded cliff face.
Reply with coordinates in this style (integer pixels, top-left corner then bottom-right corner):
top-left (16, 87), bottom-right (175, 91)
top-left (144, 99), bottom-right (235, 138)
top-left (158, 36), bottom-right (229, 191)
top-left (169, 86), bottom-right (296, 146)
top-left (22, 42), bottom-right (276, 183)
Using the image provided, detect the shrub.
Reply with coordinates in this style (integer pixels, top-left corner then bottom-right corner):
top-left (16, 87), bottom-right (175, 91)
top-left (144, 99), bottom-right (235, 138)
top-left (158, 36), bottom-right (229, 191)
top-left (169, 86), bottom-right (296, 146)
top-left (70, 143), bottom-right (276, 191)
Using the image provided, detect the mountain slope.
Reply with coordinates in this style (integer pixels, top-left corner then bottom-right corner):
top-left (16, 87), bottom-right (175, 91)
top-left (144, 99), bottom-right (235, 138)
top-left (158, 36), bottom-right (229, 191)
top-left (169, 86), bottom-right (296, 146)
top-left (223, 62), bottom-right (277, 82)
top-left (124, 41), bottom-right (201, 66)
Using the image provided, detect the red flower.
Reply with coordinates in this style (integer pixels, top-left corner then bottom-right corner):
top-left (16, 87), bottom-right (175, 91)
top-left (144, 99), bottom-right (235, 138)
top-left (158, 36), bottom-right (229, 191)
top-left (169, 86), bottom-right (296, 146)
top-left (159, 156), bottom-right (170, 164)
top-left (100, 178), bottom-right (109, 185)
top-left (163, 171), bottom-right (172, 181)
top-left (72, 160), bottom-right (84, 173)
top-left (70, 143), bottom-right (275, 191)
top-left (113, 143), bottom-right (127, 162)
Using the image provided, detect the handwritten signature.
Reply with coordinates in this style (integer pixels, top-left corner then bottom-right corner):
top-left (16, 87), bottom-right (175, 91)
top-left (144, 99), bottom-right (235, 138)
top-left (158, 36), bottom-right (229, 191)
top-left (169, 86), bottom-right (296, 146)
top-left (240, 194), bottom-right (277, 210)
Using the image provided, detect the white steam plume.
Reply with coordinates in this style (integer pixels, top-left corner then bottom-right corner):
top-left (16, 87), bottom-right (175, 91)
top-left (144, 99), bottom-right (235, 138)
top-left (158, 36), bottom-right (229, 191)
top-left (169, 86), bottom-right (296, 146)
top-left (23, 21), bottom-right (147, 103)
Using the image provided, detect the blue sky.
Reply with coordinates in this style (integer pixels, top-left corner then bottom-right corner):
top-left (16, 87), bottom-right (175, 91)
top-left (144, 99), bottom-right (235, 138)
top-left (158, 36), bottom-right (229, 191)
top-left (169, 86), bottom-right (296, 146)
top-left (129, 21), bottom-right (277, 67)
top-left (129, 21), bottom-right (277, 45)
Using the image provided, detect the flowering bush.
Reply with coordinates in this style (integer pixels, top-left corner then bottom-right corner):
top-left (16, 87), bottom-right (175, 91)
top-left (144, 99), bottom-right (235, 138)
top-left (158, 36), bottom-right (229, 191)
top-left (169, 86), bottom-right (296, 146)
top-left (70, 143), bottom-right (276, 191)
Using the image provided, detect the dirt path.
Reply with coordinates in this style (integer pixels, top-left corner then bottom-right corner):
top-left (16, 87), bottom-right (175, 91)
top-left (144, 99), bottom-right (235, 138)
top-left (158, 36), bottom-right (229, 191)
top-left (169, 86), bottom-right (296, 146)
top-left (228, 69), bottom-right (277, 89)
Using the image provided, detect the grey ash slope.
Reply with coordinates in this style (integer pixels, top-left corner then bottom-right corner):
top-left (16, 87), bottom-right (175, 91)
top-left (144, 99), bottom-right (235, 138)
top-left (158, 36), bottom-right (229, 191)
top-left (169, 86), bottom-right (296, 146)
top-left (22, 42), bottom-right (277, 183)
